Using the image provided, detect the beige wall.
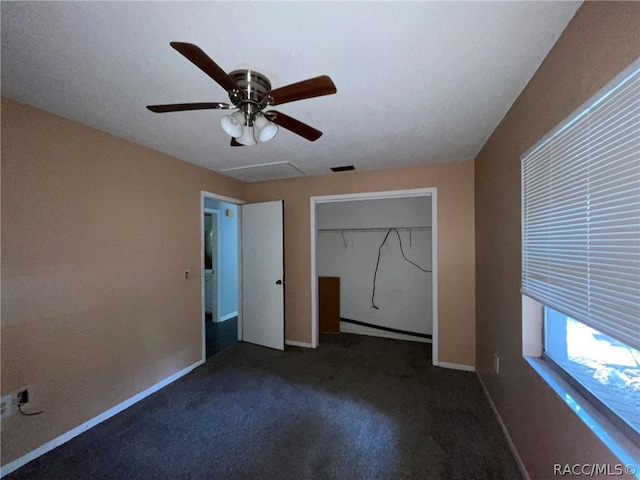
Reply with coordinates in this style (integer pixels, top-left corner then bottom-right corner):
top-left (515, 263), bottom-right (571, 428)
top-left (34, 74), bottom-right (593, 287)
top-left (245, 160), bottom-right (476, 366)
top-left (2, 99), bottom-right (475, 466)
top-left (0, 97), bottom-right (244, 465)
top-left (474, 2), bottom-right (640, 479)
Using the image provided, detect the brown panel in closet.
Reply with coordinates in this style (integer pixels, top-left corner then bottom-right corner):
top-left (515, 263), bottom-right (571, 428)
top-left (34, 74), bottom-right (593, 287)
top-left (318, 276), bottom-right (340, 334)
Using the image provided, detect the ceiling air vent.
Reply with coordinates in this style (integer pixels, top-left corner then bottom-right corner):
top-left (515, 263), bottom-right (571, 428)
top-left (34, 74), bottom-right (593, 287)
top-left (330, 165), bottom-right (355, 172)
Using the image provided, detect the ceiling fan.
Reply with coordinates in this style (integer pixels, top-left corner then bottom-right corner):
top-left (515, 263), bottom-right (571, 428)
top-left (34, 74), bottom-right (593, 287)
top-left (147, 42), bottom-right (337, 146)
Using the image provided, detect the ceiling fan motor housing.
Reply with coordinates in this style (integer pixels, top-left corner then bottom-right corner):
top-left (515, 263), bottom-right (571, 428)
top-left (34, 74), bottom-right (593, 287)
top-left (229, 70), bottom-right (272, 122)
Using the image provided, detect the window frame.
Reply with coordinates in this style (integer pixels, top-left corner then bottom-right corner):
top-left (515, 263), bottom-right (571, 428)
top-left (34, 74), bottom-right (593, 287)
top-left (520, 56), bottom-right (640, 470)
top-left (541, 307), bottom-right (640, 446)
top-left (522, 295), bottom-right (640, 470)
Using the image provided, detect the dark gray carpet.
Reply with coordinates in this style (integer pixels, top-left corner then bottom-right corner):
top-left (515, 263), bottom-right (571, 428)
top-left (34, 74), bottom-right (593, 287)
top-left (206, 316), bottom-right (238, 358)
top-left (6, 334), bottom-right (521, 480)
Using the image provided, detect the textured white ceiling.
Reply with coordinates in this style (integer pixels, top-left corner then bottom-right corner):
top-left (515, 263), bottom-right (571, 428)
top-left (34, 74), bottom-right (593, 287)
top-left (1, 1), bottom-right (581, 181)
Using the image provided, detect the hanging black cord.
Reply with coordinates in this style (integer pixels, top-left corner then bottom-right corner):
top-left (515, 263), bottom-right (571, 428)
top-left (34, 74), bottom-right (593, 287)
top-left (18, 404), bottom-right (43, 416)
top-left (371, 228), bottom-right (431, 309)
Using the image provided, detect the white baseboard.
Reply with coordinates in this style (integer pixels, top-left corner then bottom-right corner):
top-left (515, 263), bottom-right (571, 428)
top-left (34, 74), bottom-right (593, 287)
top-left (339, 322), bottom-right (432, 344)
top-left (0, 360), bottom-right (204, 478)
top-left (436, 361), bottom-right (476, 372)
top-left (476, 372), bottom-right (530, 480)
top-left (218, 311), bottom-right (238, 323)
top-left (285, 340), bottom-right (314, 348)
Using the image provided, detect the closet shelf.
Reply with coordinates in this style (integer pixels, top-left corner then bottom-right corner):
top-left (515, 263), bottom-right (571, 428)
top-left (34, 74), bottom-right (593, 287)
top-left (318, 226), bottom-right (431, 233)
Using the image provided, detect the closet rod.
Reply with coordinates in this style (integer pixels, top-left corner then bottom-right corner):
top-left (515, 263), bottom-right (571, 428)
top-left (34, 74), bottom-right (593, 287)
top-left (318, 226), bottom-right (431, 233)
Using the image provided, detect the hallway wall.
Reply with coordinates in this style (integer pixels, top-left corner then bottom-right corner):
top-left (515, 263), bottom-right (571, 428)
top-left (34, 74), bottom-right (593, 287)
top-left (204, 198), bottom-right (239, 321)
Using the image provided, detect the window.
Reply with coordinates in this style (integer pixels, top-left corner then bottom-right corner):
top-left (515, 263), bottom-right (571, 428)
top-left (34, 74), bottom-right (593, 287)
top-left (521, 58), bottom-right (640, 446)
top-left (544, 307), bottom-right (640, 442)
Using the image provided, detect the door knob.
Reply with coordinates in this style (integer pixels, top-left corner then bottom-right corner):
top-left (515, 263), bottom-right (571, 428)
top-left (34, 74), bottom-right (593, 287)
top-left (275, 279), bottom-right (283, 285)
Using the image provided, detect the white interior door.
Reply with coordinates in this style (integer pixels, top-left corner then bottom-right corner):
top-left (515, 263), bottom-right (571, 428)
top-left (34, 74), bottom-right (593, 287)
top-left (241, 200), bottom-right (284, 350)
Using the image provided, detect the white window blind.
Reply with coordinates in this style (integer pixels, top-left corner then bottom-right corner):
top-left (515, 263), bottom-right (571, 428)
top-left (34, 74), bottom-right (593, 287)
top-left (522, 59), bottom-right (640, 351)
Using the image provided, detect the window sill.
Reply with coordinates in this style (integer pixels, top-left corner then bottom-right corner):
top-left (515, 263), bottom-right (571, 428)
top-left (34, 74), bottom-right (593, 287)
top-left (525, 356), bottom-right (640, 475)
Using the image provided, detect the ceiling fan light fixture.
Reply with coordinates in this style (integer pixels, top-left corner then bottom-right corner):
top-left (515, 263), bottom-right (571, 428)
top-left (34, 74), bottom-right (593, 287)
top-left (254, 113), bottom-right (278, 143)
top-left (148, 43), bottom-right (337, 147)
top-left (237, 126), bottom-right (257, 146)
top-left (220, 111), bottom-right (245, 138)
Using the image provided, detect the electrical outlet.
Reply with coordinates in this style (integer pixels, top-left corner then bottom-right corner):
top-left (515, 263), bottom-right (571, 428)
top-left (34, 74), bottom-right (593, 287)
top-left (493, 353), bottom-right (500, 375)
top-left (17, 389), bottom-right (29, 405)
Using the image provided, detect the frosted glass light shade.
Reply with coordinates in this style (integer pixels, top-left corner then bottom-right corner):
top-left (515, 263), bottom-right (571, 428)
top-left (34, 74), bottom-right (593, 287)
top-left (237, 126), bottom-right (257, 146)
top-left (220, 111), bottom-right (245, 138)
top-left (254, 114), bottom-right (279, 142)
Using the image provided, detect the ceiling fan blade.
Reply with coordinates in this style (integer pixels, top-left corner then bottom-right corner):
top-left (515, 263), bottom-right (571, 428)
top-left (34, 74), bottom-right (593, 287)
top-left (147, 102), bottom-right (232, 113)
top-left (261, 75), bottom-right (336, 106)
top-left (265, 110), bottom-right (323, 141)
top-left (230, 138), bottom-right (244, 147)
top-left (170, 42), bottom-right (238, 93)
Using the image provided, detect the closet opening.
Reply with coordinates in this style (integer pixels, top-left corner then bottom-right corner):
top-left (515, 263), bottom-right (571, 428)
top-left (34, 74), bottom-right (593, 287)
top-left (310, 188), bottom-right (438, 366)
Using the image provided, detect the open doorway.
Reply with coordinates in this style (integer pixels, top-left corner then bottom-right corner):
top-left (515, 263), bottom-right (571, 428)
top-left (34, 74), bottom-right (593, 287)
top-left (200, 191), bottom-right (286, 360)
top-left (202, 192), bottom-right (241, 359)
top-left (310, 188), bottom-right (438, 365)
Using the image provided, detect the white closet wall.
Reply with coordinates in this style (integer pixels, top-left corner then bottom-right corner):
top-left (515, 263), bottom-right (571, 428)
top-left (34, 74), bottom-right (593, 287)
top-left (316, 197), bottom-right (433, 339)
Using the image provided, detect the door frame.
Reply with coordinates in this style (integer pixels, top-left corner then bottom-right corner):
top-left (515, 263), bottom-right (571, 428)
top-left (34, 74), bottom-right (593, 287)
top-left (310, 188), bottom-right (439, 366)
top-left (204, 208), bottom-right (220, 322)
top-left (201, 191), bottom-right (245, 362)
